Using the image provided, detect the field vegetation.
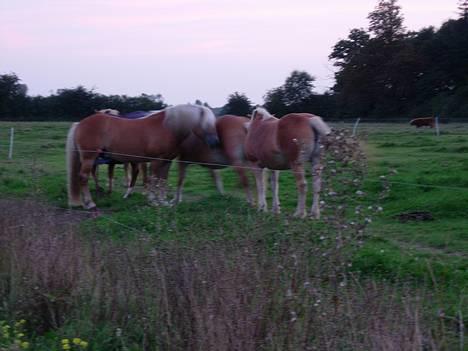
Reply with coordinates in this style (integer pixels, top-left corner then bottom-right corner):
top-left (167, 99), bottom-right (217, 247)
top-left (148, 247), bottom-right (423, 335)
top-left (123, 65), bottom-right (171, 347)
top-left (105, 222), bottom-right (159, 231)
top-left (0, 121), bottom-right (467, 350)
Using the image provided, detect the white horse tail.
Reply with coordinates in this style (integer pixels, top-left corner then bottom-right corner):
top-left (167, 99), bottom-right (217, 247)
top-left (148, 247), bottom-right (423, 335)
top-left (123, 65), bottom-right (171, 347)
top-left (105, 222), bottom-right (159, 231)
top-left (309, 115), bottom-right (331, 136)
top-left (66, 123), bottom-right (81, 207)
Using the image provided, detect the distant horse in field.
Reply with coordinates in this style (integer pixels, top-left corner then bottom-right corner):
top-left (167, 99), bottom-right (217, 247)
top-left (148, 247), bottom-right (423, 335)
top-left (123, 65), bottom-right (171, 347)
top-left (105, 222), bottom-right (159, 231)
top-left (91, 109), bottom-right (157, 195)
top-left (244, 107), bottom-right (331, 219)
top-left (410, 117), bottom-right (435, 128)
top-left (150, 114), bottom-right (253, 204)
top-left (66, 104), bottom-right (219, 209)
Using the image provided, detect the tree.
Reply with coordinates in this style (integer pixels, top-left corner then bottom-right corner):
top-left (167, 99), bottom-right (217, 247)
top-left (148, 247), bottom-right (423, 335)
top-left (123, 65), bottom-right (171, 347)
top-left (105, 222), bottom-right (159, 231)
top-left (263, 87), bottom-right (287, 116)
top-left (282, 70), bottom-right (315, 106)
top-left (329, 28), bottom-right (370, 68)
top-left (0, 73), bottom-right (29, 118)
top-left (458, 0), bottom-right (468, 20)
top-left (222, 92), bottom-right (253, 116)
top-left (368, 0), bottom-right (405, 44)
top-left (51, 86), bottom-right (99, 118)
top-left (263, 70), bottom-right (316, 116)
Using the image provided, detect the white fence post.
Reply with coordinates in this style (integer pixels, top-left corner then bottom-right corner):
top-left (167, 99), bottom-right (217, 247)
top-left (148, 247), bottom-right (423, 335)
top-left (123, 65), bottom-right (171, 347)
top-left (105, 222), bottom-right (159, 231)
top-left (352, 117), bottom-right (361, 137)
top-left (8, 127), bottom-right (14, 159)
top-left (435, 116), bottom-right (440, 136)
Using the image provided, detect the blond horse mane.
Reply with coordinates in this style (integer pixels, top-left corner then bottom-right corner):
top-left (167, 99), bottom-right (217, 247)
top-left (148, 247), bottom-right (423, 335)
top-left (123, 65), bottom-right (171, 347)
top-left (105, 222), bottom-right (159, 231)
top-left (252, 107), bottom-right (277, 120)
top-left (97, 108), bottom-right (120, 116)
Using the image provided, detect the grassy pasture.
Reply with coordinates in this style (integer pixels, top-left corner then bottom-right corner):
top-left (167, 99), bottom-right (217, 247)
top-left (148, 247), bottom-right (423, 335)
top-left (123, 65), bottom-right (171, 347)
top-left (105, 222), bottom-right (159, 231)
top-left (0, 121), bottom-right (467, 349)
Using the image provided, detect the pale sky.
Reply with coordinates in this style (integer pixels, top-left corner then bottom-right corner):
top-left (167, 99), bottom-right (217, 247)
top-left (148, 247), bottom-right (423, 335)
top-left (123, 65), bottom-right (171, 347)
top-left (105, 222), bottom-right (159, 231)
top-left (0, 0), bottom-right (457, 106)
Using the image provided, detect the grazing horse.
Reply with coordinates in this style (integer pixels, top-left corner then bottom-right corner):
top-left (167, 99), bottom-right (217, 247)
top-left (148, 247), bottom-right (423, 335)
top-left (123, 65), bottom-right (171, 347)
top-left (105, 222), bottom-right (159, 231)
top-left (66, 104), bottom-right (219, 209)
top-left (150, 114), bottom-right (253, 204)
top-left (410, 117), bottom-right (435, 128)
top-left (244, 107), bottom-right (331, 219)
top-left (91, 109), bottom-right (157, 195)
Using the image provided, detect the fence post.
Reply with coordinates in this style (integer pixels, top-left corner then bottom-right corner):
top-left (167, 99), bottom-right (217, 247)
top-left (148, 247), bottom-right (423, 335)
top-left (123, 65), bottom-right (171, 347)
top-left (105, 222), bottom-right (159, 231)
top-left (8, 127), bottom-right (14, 159)
top-left (435, 116), bottom-right (440, 136)
top-left (352, 117), bottom-right (361, 137)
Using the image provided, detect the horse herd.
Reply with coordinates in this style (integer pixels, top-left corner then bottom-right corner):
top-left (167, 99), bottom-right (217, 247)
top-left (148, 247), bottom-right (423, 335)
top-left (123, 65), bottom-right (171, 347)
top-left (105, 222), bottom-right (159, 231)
top-left (66, 104), bottom-right (331, 219)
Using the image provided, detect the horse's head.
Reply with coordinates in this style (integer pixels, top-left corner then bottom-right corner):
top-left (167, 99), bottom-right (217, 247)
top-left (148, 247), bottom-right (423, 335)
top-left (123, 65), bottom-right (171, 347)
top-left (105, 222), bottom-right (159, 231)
top-left (192, 106), bottom-right (220, 148)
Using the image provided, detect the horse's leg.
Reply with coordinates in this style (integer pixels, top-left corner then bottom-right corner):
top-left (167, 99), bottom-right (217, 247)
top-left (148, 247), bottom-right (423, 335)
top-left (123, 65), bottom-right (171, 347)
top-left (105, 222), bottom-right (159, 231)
top-left (252, 166), bottom-right (267, 212)
top-left (291, 163), bottom-right (307, 218)
top-left (310, 159), bottom-right (323, 219)
top-left (270, 170), bottom-right (281, 214)
top-left (79, 157), bottom-right (98, 210)
top-left (107, 163), bottom-right (115, 194)
top-left (211, 169), bottom-right (225, 195)
top-left (140, 162), bottom-right (148, 187)
top-left (175, 162), bottom-right (188, 204)
top-left (233, 164), bottom-right (253, 205)
top-left (152, 160), bottom-right (172, 204)
top-left (123, 163), bottom-right (131, 187)
top-left (123, 163), bottom-right (139, 199)
top-left (91, 164), bottom-right (101, 195)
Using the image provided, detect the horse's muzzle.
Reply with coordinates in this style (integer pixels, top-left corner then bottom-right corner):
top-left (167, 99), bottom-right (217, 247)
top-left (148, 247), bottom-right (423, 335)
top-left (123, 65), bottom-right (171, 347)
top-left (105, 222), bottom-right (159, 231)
top-left (205, 134), bottom-right (220, 148)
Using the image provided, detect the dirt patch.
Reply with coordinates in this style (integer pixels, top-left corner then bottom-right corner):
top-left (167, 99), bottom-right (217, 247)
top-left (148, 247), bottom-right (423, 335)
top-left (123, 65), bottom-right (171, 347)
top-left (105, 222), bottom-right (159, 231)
top-left (0, 198), bottom-right (93, 230)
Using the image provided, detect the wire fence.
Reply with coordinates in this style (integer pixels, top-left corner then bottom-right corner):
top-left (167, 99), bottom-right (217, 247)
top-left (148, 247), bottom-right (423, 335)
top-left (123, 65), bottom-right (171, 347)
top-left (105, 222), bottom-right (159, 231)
top-left (1, 121), bottom-right (468, 196)
top-left (1, 139), bottom-right (468, 194)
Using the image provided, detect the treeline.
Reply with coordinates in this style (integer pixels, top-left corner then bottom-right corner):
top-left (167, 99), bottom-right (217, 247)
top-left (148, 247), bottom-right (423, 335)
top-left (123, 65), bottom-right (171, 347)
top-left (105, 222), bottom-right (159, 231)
top-left (329, 0), bottom-right (468, 119)
top-left (1, 0), bottom-right (468, 121)
top-left (0, 76), bottom-right (166, 121)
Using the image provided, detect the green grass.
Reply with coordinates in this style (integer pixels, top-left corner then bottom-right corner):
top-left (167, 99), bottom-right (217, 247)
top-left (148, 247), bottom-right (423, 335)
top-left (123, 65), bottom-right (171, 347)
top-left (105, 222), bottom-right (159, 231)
top-left (0, 121), bottom-right (467, 347)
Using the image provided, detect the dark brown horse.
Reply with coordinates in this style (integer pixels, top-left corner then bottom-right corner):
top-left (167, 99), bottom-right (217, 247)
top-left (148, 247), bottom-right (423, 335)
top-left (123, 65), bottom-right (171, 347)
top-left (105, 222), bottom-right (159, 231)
top-left (150, 114), bottom-right (253, 204)
top-left (410, 117), bottom-right (435, 128)
top-left (244, 107), bottom-right (331, 219)
top-left (66, 104), bottom-right (219, 209)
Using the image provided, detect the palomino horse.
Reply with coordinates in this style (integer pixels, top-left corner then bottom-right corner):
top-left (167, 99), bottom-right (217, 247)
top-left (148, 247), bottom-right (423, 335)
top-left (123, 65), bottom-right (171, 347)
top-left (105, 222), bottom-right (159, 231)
top-left (91, 109), bottom-right (156, 195)
top-left (150, 114), bottom-right (253, 204)
top-left (244, 107), bottom-right (331, 219)
top-left (66, 104), bottom-right (219, 209)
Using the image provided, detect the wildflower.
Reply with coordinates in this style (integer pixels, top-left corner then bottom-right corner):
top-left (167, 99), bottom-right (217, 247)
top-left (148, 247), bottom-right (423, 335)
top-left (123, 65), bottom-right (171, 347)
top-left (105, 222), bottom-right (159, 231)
top-left (63, 344), bottom-right (71, 350)
top-left (73, 338), bottom-right (82, 345)
top-left (62, 339), bottom-right (70, 345)
top-left (80, 340), bottom-right (89, 348)
top-left (20, 341), bottom-right (30, 349)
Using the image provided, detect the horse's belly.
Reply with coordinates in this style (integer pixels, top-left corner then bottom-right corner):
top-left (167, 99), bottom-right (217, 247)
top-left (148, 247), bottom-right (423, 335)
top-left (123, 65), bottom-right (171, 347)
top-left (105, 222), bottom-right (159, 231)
top-left (259, 153), bottom-right (289, 170)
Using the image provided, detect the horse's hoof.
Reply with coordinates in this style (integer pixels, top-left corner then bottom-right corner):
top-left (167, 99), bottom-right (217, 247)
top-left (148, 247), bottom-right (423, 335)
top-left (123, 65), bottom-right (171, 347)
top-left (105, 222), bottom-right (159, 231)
top-left (90, 208), bottom-right (101, 218)
top-left (293, 211), bottom-right (307, 219)
top-left (84, 202), bottom-right (97, 210)
top-left (272, 207), bottom-right (281, 215)
top-left (309, 211), bottom-right (320, 219)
